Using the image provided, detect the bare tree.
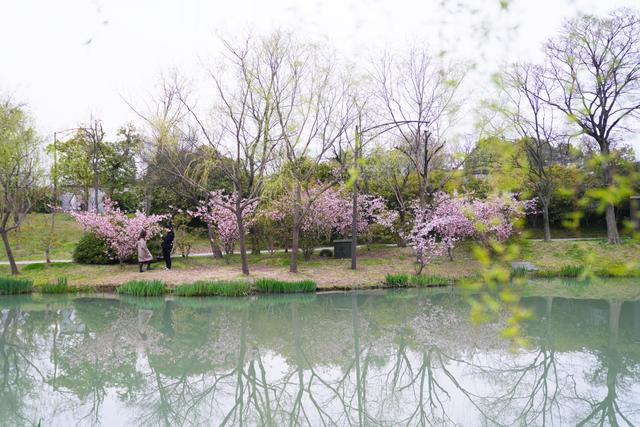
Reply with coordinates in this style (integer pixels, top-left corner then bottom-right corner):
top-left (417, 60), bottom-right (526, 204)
top-left (497, 63), bottom-right (567, 241)
top-left (0, 100), bottom-right (41, 275)
top-left (143, 36), bottom-right (283, 275)
top-left (542, 9), bottom-right (640, 244)
top-left (372, 48), bottom-right (464, 207)
top-left (129, 77), bottom-right (226, 258)
top-left (79, 116), bottom-right (106, 211)
top-left (271, 34), bottom-right (356, 273)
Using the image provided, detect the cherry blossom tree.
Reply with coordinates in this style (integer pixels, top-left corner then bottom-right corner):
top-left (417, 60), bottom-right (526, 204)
top-left (189, 191), bottom-right (258, 257)
top-left (405, 193), bottom-right (534, 273)
top-left (267, 185), bottom-right (397, 259)
top-left (72, 198), bottom-right (165, 266)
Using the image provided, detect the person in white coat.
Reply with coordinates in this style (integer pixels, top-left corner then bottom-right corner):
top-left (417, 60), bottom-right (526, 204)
top-left (137, 229), bottom-right (153, 272)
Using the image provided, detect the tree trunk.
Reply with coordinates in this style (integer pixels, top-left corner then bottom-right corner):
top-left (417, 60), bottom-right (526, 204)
top-left (93, 172), bottom-right (100, 212)
top-left (605, 203), bottom-right (621, 244)
top-left (542, 201), bottom-right (551, 242)
top-left (236, 208), bottom-right (250, 275)
top-left (350, 179), bottom-right (358, 270)
top-left (601, 158), bottom-right (621, 244)
top-left (206, 224), bottom-right (223, 258)
top-left (251, 232), bottom-right (260, 255)
top-left (290, 183), bottom-right (301, 273)
top-left (397, 209), bottom-right (407, 248)
top-left (1, 230), bottom-right (19, 275)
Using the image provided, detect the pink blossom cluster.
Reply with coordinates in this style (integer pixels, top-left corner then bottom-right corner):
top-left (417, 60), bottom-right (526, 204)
top-left (71, 198), bottom-right (166, 263)
top-left (405, 192), bottom-right (534, 273)
top-left (358, 194), bottom-right (399, 231)
top-left (266, 186), bottom-right (397, 242)
top-left (189, 191), bottom-right (257, 255)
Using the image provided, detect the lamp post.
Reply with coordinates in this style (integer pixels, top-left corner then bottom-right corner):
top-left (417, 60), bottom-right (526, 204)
top-left (349, 120), bottom-right (430, 270)
top-left (46, 128), bottom-right (80, 263)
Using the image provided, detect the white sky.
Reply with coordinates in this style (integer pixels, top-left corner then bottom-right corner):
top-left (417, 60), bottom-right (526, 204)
top-left (0, 0), bottom-right (638, 154)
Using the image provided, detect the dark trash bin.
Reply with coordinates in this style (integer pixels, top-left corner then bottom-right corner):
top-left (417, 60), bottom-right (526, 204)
top-left (333, 239), bottom-right (352, 259)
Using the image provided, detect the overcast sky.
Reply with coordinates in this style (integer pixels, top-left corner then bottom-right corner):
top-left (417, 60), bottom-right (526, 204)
top-left (0, 0), bottom-right (638, 154)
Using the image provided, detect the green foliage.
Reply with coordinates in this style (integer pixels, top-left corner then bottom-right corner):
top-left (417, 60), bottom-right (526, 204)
top-left (559, 264), bottom-right (585, 278)
top-left (410, 274), bottom-right (452, 286)
top-left (173, 280), bottom-right (251, 297)
top-left (73, 233), bottom-right (116, 264)
top-left (116, 280), bottom-right (167, 297)
top-left (385, 273), bottom-right (409, 287)
top-left (510, 266), bottom-right (529, 279)
top-left (39, 277), bottom-right (85, 294)
top-left (255, 278), bottom-right (317, 293)
top-left (0, 276), bottom-right (33, 294)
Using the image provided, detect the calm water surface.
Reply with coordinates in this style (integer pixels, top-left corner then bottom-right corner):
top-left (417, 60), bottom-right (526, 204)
top-left (1, 288), bottom-right (639, 426)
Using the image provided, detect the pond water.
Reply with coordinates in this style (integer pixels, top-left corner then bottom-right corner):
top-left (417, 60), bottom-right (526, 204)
top-left (1, 289), bottom-right (639, 426)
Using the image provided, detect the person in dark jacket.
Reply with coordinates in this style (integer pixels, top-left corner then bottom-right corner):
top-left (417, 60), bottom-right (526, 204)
top-left (161, 225), bottom-right (175, 270)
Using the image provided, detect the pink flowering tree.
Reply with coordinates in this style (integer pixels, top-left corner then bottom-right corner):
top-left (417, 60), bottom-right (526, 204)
top-left (403, 206), bottom-right (446, 275)
top-left (356, 194), bottom-right (399, 248)
top-left (189, 191), bottom-right (257, 259)
top-left (268, 185), bottom-right (398, 259)
top-left (72, 198), bottom-right (165, 266)
top-left (469, 195), bottom-right (536, 248)
top-left (405, 192), bottom-right (534, 273)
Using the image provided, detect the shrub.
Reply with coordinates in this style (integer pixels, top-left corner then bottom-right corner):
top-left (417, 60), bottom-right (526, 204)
top-left (74, 232), bottom-right (161, 265)
top-left (116, 280), bottom-right (166, 297)
top-left (411, 274), bottom-right (451, 286)
top-left (559, 265), bottom-right (585, 278)
top-left (73, 232), bottom-right (116, 265)
top-left (255, 278), bottom-right (317, 293)
top-left (0, 277), bottom-right (33, 295)
top-left (385, 273), bottom-right (409, 287)
top-left (174, 281), bottom-right (251, 297)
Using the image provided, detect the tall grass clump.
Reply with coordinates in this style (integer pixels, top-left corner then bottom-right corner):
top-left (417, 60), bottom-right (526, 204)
top-left (510, 266), bottom-right (529, 279)
top-left (39, 277), bottom-right (76, 294)
top-left (411, 274), bottom-right (451, 287)
top-left (385, 273), bottom-right (409, 287)
top-left (559, 265), bottom-right (585, 278)
top-left (0, 277), bottom-right (33, 295)
top-left (116, 280), bottom-right (166, 297)
top-left (174, 280), bottom-right (251, 297)
top-left (255, 278), bottom-right (317, 293)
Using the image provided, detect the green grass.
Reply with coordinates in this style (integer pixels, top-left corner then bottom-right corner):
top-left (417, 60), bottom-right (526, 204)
top-left (37, 276), bottom-right (90, 294)
top-left (174, 280), bottom-right (252, 297)
top-left (510, 266), bottom-right (529, 278)
top-left (0, 276), bottom-right (33, 294)
top-left (559, 265), bottom-right (585, 278)
top-left (22, 262), bottom-right (71, 271)
top-left (255, 278), bottom-right (317, 293)
top-left (385, 273), bottom-right (409, 287)
top-left (116, 280), bottom-right (167, 297)
top-left (411, 274), bottom-right (452, 286)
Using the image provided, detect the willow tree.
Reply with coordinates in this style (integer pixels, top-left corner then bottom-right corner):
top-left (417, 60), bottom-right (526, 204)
top-left (542, 9), bottom-right (640, 244)
top-left (0, 100), bottom-right (41, 275)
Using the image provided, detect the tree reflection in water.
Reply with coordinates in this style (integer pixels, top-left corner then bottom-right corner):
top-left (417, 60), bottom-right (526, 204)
top-left (0, 290), bottom-right (639, 426)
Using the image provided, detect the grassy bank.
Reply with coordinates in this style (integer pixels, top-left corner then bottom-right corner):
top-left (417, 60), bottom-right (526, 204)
top-left (1, 240), bottom-right (638, 295)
